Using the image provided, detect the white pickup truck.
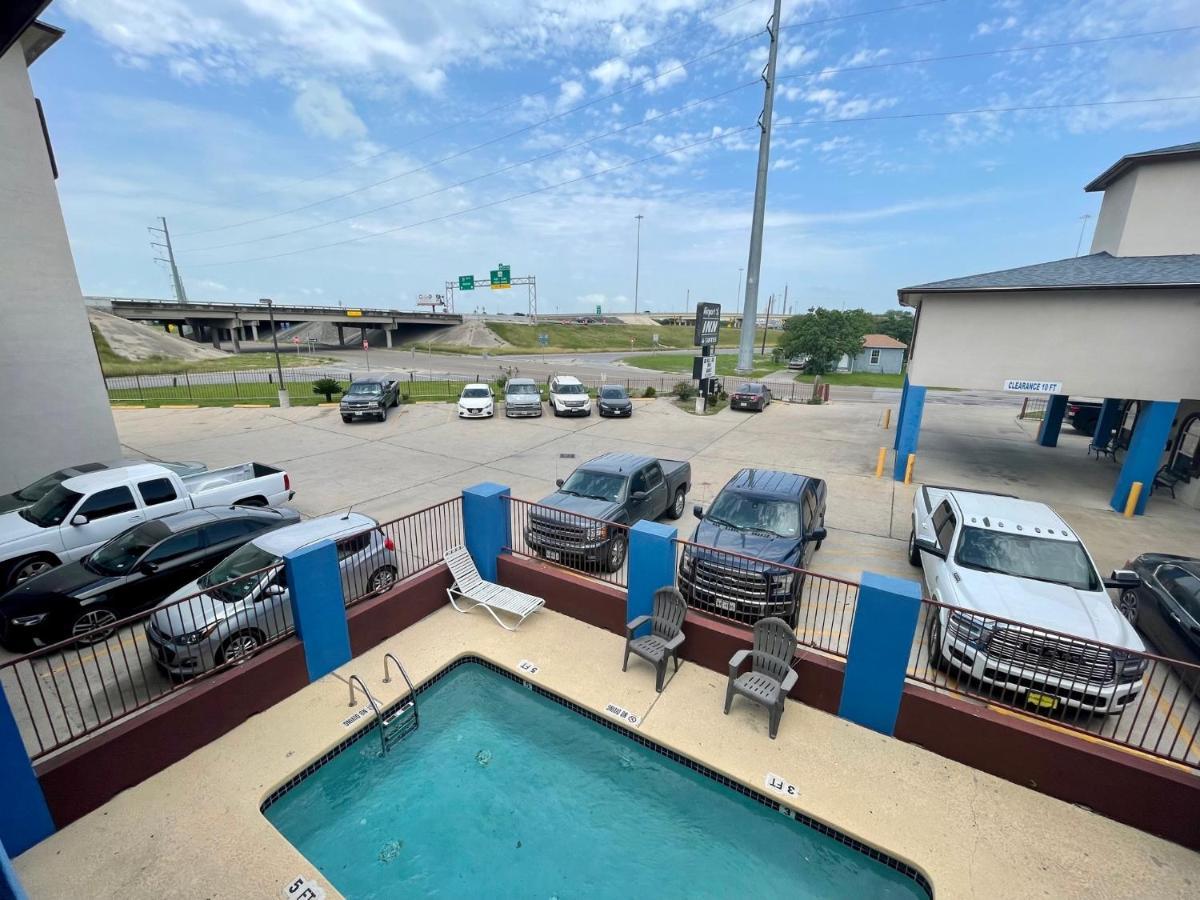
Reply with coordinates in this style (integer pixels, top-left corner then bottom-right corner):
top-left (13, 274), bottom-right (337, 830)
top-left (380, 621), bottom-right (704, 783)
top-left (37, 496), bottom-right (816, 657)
top-left (909, 486), bottom-right (1145, 716)
top-left (0, 462), bottom-right (294, 588)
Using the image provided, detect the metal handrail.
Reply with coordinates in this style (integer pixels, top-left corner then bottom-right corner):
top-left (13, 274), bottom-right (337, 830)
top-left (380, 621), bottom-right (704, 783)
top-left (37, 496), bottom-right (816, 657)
top-left (382, 652), bottom-right (418, 716)
top-left (347, 674), bottom-right (387, 756)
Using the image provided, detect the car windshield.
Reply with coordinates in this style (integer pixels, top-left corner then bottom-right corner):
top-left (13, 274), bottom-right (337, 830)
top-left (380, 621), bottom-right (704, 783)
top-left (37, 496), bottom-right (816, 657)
top-left (19, 486), bottom-right (83, 528)
top-left (560, 470), bottom-right (625, 502)
top-left (89, 521), bottom-right (171, 575)
top-left (13, 470), bottom-right (71, 502)
top-left (600, 387), bottom-right (627, 399)
top-left (955, 527), bottom-right (1101, 591)
top-left (348, 383), bottom-right (382, 395)
top-left (462, 388), bottom-right (490, 398)
top-left (555, 383), bottom-right (586, 394)
top-left (706, 492), bottom-right (800, 538)
top-left (198, 543), bottom-right (281, 602)
top-left (507, 383), bottom-right (539, 396)
top-left (736, 384), bottom-right (761, 395)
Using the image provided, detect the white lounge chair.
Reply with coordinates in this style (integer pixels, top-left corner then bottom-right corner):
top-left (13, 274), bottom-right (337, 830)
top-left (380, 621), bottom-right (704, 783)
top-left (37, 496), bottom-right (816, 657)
top-left (443, 545), bottom-right (545, 630)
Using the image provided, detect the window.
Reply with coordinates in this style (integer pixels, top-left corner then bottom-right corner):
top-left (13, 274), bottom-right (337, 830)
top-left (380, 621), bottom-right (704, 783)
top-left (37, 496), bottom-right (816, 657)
top-left (706, 493), bottom-right (801, 539)
top-left (1158, 565), bottom-right (1200, 622)
top-left (955, 529), bottom-right (1100, 591)
top-left (560, 470), bottom-right (624, 502)
top-left (138, 478), bottom-right (178, 506)
top-left (145, 529), bottom-right (204, 563)
top-left (201, 519), bottom-right (265, 546)
top-left (644, 465), bottom-right (664, 490)
top-left (802, 492), bottom-right (817, 534)
top-left (869, 349), bottom-right (881, 365)
top-left (78, 487), bottom-right (136, 520)
top-left (931, 501), bottom-right (956, 550)
top-left (89, 521), bottom-right (170, 574)
top-left (337, 532), bottom-right (372, 561)
top-left (631, 470), bottom-right (649, 494)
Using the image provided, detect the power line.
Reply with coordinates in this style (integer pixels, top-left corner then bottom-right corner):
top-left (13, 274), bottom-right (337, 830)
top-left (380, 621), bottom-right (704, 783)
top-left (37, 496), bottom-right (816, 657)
top-left (780, 0), bottom-right (947, 32)
top-left (182, 80), bottom-right (760, 253)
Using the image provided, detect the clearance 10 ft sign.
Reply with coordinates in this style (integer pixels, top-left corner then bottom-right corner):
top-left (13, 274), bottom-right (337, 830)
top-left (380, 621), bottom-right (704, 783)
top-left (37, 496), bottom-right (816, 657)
top-left (693, 302), bottom-right (722, 347)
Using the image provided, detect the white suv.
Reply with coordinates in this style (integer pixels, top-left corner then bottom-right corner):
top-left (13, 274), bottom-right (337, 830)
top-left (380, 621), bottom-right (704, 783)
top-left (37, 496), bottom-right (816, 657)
top-left (547, 374), bottom-right (591, 417)
top-left (909, 487), bottom-right (1145, 716)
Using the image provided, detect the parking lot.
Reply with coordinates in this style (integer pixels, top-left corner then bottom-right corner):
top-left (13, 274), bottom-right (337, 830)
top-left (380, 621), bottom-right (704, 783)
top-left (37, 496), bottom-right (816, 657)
top-left (5, 388), bottom-right (1200, 763)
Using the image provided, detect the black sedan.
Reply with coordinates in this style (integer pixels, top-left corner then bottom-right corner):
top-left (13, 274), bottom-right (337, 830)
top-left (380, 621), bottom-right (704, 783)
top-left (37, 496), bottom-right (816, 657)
top-left (0, 505), bottom-right (299, 650)
top-left (730, 383), bottom-right (771, 412)
top-left (1119, 553), bottom-right (1200, 690)
top-left (597, 385), bottom-right (633, 417)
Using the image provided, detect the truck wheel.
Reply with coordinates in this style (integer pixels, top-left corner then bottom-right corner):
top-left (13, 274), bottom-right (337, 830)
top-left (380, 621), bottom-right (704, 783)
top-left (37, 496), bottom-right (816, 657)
top-left (604, 533), bottom-right (627, 573)
top-left (379, 406), bottom-right (388, 422)
top-left (907, 529), bottom-right (921, 567)
top-left (342, 416), bottom-right (352, 423)
top-left (6, 555), bottom-right (57, 588)
top-left (926, 615), bottom-right (947, 671)
top-left (668, 488), bottom-right (686, 520)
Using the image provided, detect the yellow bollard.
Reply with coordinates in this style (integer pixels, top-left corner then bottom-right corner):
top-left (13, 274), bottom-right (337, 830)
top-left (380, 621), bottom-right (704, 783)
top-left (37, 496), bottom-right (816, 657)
top-left (1123, 481), bottom-right (1143, 518)
top-left (875, 447), bottom-right (887, 478)
top-left (903, 453), bottom-right (916, 485)
top-left (882, 408), bottom-right (891, 430)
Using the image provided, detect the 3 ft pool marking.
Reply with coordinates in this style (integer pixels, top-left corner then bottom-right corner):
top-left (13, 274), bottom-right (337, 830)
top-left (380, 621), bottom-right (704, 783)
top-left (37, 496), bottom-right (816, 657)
top-left (605, 703), bottom-right (641, 727)
top-left (341, 706), bottom-right (372, 728)
top-left (283, 875), bottom-right (326, 900)
top-left (764, 772), bottom-right (798, 800)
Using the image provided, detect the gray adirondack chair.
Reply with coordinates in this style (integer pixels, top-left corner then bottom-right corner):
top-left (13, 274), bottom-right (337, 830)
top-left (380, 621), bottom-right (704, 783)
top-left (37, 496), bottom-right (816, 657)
top-left (623, 587), bottom-right (687, 692)
top-left (724, 617), bottom-right (798, 739)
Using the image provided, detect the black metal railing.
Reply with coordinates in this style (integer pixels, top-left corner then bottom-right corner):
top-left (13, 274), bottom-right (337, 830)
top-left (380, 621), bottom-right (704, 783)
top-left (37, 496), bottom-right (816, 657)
top-left (1018, 396), bottom-right (1048, 421)
top-left (505, 496), bottom-right (630, 588)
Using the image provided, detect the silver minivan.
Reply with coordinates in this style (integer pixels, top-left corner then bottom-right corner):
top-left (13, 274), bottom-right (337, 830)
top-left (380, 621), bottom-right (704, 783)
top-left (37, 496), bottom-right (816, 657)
top-left (146, 512), bottom-right (397, 676)
top-left (504, 378), bottom-right (543, 417)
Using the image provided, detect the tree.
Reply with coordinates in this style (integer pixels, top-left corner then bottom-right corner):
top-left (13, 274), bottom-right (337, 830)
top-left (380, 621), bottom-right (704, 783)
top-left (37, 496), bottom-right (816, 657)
top-left (778, 307), bottom-right (873, 374)
top-left (312, 377), bottom-right (343, 402)
top-left (873, 309), bottom-right (914, 347)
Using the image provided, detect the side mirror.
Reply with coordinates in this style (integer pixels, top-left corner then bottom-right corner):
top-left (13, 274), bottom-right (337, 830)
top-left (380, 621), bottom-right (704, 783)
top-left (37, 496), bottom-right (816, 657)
top-left (915, 537), bottom-right (946, 559)
top-left (1105, 569), bottom-right (1141, 590)
top-left (71, 514), bottom-right (89, 526)
top-left (693, 505), bottom-right (704, 520)
top-left (555, 478), bottom-right (564, 488)
top-left (631, 490), bottom-right (648, 501)
top-left (141, 561), bottom-right (160, 574)
top-left (810, 527), bottom-right (828, 543)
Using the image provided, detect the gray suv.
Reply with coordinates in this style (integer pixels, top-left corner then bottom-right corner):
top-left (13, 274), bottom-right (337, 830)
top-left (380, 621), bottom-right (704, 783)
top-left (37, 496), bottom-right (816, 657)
top-left (341, 374), bottom-right (400, 423)
top-left (146, 512), bottom-right (397, 676)
top-left (504, 378), bottom-right (543, 417)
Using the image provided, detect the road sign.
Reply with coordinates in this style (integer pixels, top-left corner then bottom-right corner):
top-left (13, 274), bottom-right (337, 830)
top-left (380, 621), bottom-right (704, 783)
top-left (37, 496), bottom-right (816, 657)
top-left (346, 309), bottom-right (363, 317)
top-left (692, 355), bottom-right (716, 380)
top-left (1003, 379), bottom-right (1062, 394)
top-left (490, 264), bottom-right (511, 290)
top-left (694, 302), bottom-right (722, 347)
top-left (458, 275), bottom-right (475, 291)
top-left (538, 333), bottom-right (549, 346)
top-left (362, 340), bottom-right (369, 350)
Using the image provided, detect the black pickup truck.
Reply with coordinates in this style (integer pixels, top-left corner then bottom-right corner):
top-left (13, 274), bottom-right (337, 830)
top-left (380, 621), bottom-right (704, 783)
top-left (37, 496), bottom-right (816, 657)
top-left (678, 468), bottom-right (827, 625)
top-left (526, 453), bottom-right (691, 573)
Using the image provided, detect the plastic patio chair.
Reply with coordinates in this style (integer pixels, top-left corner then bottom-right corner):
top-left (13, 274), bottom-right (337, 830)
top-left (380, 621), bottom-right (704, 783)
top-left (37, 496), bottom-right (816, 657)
top-left (623, 586), bottom-right (687, 692)
top-left (724, 617), bottom-right (798, 739)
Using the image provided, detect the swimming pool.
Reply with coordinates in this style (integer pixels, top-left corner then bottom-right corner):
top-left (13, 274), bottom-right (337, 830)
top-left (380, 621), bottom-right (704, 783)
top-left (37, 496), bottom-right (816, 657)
top-left (263, 659), bottom-right (930, 899)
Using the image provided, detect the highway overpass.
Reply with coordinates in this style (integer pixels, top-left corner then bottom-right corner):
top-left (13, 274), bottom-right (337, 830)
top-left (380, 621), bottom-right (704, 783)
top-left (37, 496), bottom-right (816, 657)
top-left (88, 297), bottom-right (463, 350)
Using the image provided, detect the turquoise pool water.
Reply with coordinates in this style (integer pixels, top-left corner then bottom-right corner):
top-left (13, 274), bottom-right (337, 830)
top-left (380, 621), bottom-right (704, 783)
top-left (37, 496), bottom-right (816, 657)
top-left (264, 662), bottom-right (927, 899)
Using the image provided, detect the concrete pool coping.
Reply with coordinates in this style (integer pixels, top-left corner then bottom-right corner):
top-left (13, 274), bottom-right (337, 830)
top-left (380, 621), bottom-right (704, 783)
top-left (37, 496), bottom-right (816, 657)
top-left (16, 604), bottom-right (1200, 898)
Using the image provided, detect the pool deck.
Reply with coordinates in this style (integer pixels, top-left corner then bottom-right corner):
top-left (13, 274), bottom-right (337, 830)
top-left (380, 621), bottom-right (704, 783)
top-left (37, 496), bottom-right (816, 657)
top-left (16, 604), bottom-right (1200, 899)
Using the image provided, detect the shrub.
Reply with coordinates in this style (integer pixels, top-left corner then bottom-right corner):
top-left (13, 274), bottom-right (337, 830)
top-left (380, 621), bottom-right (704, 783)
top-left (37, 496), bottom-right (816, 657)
top-left (312, 377), bottom-right (343, 401)
top-left (673, 381), bottom-right (696, 401)
top-left (643, 386), bottom-right (656, 398)
top-left (718, 389), bottom-right (729, 401)
top-left (400, 391), bottom-right (410, 403)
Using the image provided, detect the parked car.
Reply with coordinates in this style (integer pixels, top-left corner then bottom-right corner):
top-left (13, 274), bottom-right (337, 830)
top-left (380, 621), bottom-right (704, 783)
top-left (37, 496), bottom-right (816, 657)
top-left (0, 506), bottom-right (300, 651)
top-left (1119, 554), bottom-right (1200, 691)
top-left (0, 459), bottom-right (207, 516)
top-left (0, 462), bottom-right (294, 588)
top-left (679, 469), bottom-right (827, 625)
top-left (146, 512), bottom-right (397, 676)
top-left (527, 453), bottom-right (691, 573)
top-left (547, 374), bottom-right (592, 417)
top-left (909, 487), bottom-right (1145, 716)
top-left (597, 385), bottom-right (633, 417)
top-left (458, 383), bottom-right (495, 418)
top-left (1066, 399), bottom-right (1103, 435)
top-left (730, 383), bottom-right (771, 411)
top-left (504, 378), bottom-right (542, 417)
top-left (340, 374), bottom-right (400, 423)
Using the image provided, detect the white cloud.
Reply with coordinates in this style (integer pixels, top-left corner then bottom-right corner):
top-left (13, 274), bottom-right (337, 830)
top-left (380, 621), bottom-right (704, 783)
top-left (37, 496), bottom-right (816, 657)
top-left (644, 58), bottom-right (687, 93)
top-left (556, 79), bottom-right (585, 111)
top-left (292, 82), bottom-right (367, 140)
top-left (589, 57), bottom-right (649, 89)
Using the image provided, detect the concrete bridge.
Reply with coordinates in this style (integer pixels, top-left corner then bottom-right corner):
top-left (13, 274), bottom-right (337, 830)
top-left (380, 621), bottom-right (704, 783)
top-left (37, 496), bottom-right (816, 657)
top-left (89, 297), bottom-right (463, 350)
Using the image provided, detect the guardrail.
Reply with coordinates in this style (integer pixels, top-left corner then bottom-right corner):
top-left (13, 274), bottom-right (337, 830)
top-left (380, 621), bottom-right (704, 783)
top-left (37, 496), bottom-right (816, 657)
top-left (504, 496), bottom-right (630, 589)
top-left (908, 597), bottom-right (1200, 769)
top-left (1018, 396), bottom-right (1048, 421)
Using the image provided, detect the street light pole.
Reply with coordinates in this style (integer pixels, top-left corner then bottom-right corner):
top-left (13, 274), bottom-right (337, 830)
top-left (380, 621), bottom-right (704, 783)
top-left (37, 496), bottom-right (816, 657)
top-left (259, 297), bottom-right (289, 408)
top-left (633, 213), bottom-right (644, 314)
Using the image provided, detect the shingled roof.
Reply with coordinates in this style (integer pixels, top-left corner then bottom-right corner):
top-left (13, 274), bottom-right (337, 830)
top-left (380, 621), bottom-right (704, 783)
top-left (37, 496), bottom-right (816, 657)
top-left (1085, 142), bottom-right (1200, 192)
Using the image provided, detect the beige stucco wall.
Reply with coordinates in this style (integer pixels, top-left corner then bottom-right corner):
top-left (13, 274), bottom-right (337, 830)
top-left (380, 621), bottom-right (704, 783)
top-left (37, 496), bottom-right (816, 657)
top-left (0, 42), bottom-right (120, 492)
top-left (1090, 157), bottom-right (1200, 256)
top-left (907, 290), bottom-right (1200, 401)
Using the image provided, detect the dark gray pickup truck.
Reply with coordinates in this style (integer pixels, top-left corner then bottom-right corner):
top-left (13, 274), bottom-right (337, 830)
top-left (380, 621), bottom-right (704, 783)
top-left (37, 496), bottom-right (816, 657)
top-left (525, 452), bottom-right (691, 573)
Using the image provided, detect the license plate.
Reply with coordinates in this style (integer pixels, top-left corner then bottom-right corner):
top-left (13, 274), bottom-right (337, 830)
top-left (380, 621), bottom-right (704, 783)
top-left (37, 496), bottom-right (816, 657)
top-left (1025, 691), bottom-right (1058, 710)
top-left (546, 550), bottom-right (561, 562)
top-left (713, 598), bottom-right (737, 612)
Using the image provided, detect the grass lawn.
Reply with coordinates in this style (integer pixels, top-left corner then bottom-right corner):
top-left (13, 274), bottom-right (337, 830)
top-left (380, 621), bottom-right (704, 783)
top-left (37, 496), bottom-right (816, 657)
top-left (92, 325), bottom-right (338, 376)
top-left (482, 322), bottom-right (779, 354)
top-left (794, 372), bottom-right (905, 388)
top-left (620, 352), bottom-right (779, 379)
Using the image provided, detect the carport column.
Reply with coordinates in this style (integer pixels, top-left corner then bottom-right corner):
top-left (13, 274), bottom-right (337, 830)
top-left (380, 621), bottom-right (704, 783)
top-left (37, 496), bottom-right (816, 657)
top-left (892, 382), bottom-right (926, 480)
top-left (0, 685), bottom-right (56, 856)
top-left (1110, 400), bottom-right (1179, 516)
top-left (284, 539), bottom-right (351, 682)
top-left (893, 375), bottom-right (910, 450)
top-left (837, 572), bottom-right (922, 735)
top-left (1036, 394), bottom-right (1069, 447)
top-left (462, 483), bottom-right (511, 581)
top-left (1091, 398), bottom-right (1122, 450)
top-left (628, 521), bottom-right (677, 638)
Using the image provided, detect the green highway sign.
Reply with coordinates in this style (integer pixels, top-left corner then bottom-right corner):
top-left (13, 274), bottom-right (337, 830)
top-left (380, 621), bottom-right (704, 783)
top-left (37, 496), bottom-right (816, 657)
top-left (458, 275), bottom-right (474, 291)
top-left (490, 263), bottom-right (511, 290)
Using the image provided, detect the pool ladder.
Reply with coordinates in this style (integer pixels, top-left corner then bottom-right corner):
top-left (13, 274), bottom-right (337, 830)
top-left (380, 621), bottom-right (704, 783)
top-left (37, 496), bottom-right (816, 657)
top-left (347, 653), bottom-right (419, 755)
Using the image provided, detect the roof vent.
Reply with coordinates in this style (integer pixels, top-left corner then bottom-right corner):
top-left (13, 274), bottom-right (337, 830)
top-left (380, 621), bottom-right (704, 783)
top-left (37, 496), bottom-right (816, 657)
top-left (1016, 525), bottom-right (1023, 531)
top-left (1035, 527), bottom-right (1041, 533)
top-left (982, 517), bottom-right (991, 527)
top-left (970, 517), bottom-right (977, 523)
top-left (998, 521), bottom-right (1005, 528)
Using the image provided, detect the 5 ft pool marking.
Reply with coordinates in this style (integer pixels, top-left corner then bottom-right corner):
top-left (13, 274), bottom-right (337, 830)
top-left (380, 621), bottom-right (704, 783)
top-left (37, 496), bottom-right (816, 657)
top-left (517, 659), bottom-right (540, 676)
top-left (605, 702), bottom-right (641, 727)
top-left (282, 875), bottom-right (326, 900)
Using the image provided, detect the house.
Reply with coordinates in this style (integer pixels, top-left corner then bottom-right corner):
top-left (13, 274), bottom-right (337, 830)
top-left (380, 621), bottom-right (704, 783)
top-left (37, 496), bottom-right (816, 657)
top-left (836, 334), bottom-right (907, 374)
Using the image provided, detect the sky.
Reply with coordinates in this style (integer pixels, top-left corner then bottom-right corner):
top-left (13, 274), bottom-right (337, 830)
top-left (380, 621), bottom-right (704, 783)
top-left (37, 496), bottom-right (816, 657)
top-left (31, 0), bottom-right (1200, 315)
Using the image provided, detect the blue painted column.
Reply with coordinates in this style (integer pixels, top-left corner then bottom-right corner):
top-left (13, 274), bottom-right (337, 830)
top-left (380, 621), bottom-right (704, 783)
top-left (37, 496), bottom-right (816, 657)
top-left (1036, 393), bottom-right (1069, 447)
top-left (1110, 400), bottom-right (1178, 515)
top-left (628, 521), bottom-right (677, 637)
top-left (462, 482), bottom-right (511, 582)
top-left (893, 375), bottom-right (910, 450)
top-left (838, 572), bottom-right (922, 735)
top-left (892, 382), bottom-right (926, 480)
top-left (0, 687), bottom-right (55, 857)
top-left (1, 838), bottom-right (30, 900)
top-left (285, 539), bottom-right (351, 681)
top-left (1090, 398), bottom-right (1123, 449)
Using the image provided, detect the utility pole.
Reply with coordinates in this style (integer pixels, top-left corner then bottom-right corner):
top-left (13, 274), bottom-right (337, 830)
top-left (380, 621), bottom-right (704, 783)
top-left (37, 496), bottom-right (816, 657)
top-left (633, 213), bottom-right (644, 314)
top-left (760, 294), bottom-right (773, 356)
top-left (736, 267), bottom-right (743, 308)
top-left (736, 0), bottom-right (782, 374)
top-left (148, 216), bottom-right (188, 303)
top-left (259, 297), bottom-right (289, 408)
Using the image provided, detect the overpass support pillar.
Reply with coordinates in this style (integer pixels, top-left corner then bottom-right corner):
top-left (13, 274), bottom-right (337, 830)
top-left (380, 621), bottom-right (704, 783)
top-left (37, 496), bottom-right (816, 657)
top-left (336, 325), bottom-right (344, 345)
top-left (211, 326), bottom-right (220, 349)
top-left (230, 323), bottom-right (241, 353)
top-left (1037, 394), bottom-right (1069, 447)
top-left (385, 328), bottom-right (393, 349)
top-left (250, 323), bottom-right (259, 342)
top-left (1110, 400), bottom-right (1178, 516)
top-left (360, 325), bottom-right (367, 346)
